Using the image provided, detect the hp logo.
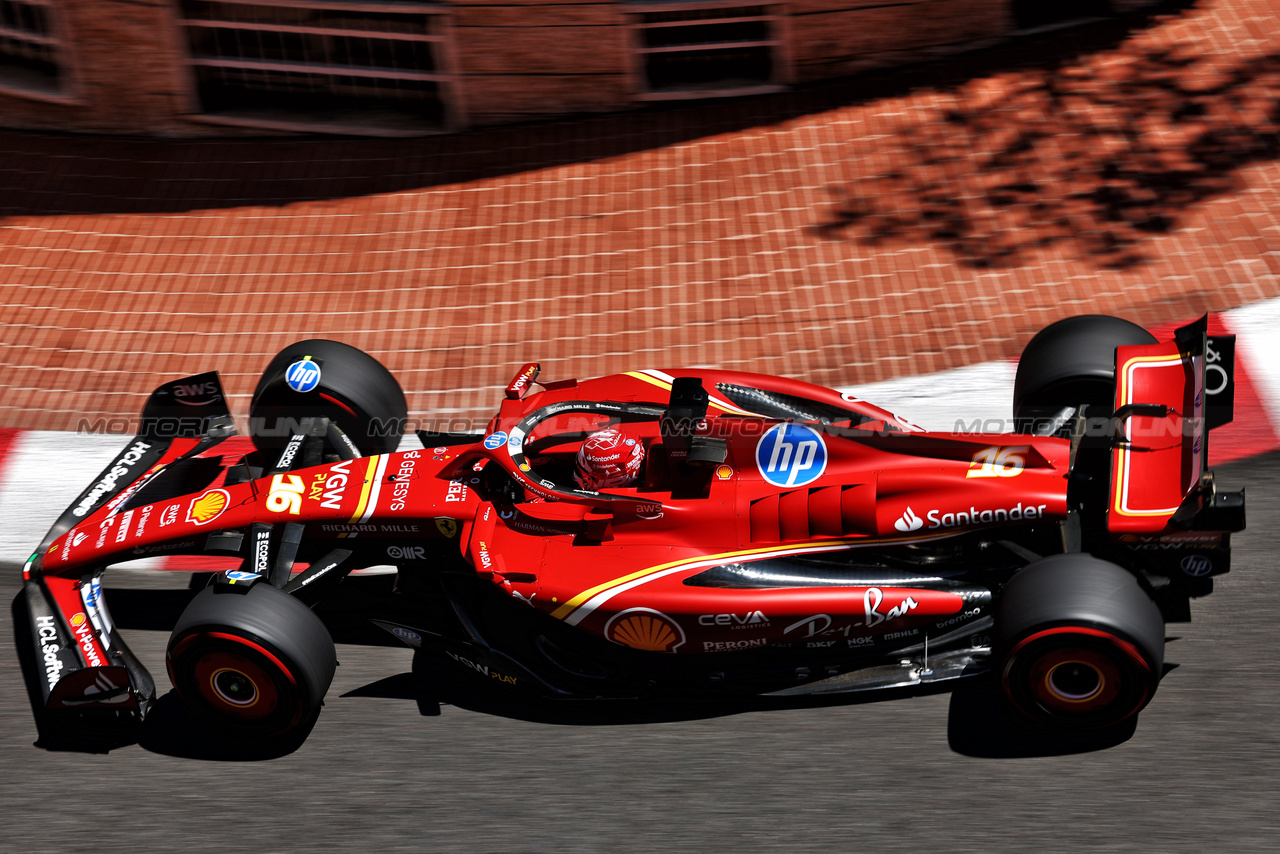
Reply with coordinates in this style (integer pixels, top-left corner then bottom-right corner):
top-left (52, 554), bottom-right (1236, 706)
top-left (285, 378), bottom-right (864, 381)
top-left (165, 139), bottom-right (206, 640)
top-left (755, 423), bottom-right (827, 488)
top-left (1181, 555), bottom-right (1212, 577)
top-left (285, 359), bottom-right (322, 393)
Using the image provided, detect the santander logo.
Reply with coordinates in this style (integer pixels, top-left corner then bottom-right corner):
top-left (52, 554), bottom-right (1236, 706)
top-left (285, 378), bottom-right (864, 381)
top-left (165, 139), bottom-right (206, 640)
top-left (894, 507), bottom-right (924, 532)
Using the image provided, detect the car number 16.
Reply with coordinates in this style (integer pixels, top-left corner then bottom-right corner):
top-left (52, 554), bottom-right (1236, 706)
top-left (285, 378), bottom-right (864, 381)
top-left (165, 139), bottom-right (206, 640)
top-left (966, 445), bottom-right (1028, 478)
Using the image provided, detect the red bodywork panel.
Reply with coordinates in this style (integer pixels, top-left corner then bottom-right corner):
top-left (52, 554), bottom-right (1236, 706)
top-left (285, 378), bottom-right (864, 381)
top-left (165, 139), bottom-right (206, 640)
top-left (50, 365), bottom-right (1207, 657)
top-left (41, 448), bottom-right (481, 573)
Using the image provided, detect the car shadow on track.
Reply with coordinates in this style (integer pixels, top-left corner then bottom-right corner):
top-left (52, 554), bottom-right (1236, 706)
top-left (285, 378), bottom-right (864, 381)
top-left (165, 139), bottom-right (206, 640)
top-left (11, 584), bottom-right (1141, 760)
top-left (946, 686), bottom-right (1137, 757)
top-left (29, 694), bottom-right (319, 761)
top-left (343, 669), bottom-right (771, 727)
top-left (943, 659), bottom-right (1184, 756)
top-left (134, 693), bottom-right (319, 761)
top-left (343, 664), bottom-right (1139, 757)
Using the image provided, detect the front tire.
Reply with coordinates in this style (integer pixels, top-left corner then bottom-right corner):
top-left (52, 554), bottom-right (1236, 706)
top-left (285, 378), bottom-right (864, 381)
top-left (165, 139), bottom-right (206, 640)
top-left (996, 555), bottom-right (1164, 730)
top-left (250, 339), bottom-right (407, 458)
top-left (167, 582), bottom-right (337, 739)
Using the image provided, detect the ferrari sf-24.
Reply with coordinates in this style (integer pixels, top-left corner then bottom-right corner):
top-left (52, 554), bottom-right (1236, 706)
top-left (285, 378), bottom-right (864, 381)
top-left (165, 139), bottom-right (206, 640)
top-left (17, 315), bottom-right (1244, 743)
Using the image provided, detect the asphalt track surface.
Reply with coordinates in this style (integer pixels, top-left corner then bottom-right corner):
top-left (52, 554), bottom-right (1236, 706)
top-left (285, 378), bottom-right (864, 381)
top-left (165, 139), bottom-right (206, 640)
top-left (2, 452), bottom-right (1278, 853)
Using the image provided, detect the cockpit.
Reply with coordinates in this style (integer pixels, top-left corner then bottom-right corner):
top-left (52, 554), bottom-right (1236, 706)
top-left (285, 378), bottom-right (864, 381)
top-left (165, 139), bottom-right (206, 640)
top-left (461, 372), bottom-right (908, 508)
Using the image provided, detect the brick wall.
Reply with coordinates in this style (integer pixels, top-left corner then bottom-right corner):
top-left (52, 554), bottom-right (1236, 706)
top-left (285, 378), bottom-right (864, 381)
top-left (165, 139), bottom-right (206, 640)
top-left (0, 0), bottom-right (190, 135)
top-left (0, 0), bottom-right (1154, 137)
top-left (789, 0), bottom-right (1013, 83)
top-left (450, 0), bottom-right (630, 124)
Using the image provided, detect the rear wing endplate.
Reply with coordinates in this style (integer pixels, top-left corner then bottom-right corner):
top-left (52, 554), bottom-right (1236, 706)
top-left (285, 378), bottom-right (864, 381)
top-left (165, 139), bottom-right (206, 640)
top-left (1108, 315), bottom-right (1240, 535)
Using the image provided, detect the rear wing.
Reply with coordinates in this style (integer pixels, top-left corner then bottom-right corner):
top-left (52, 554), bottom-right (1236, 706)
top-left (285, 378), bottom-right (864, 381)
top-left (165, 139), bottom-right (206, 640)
top-left (1108, 315), bottom-right (1243, 536)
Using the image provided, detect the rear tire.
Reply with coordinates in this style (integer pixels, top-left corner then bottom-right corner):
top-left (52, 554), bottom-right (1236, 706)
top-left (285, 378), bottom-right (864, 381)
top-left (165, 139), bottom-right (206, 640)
top-left (1013, 315), bottom-right (1156, 435)
top-left (996, 554), bottom-right (1164, 731)
top-left (166, 582), bottom-right (336, 739)
top-left (250, 339), bottom-right (407, 457)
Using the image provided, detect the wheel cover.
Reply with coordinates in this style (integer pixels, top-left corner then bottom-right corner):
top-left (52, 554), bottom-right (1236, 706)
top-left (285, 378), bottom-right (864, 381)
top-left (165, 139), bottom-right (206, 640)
top-left (192, 651), bottom-right (280, 721)
top-left (1028, 646), bottom-right (1121, 712)
top-left (1003, 626), bottom-right (1155, 726)
top-left (168, 630), bottom-right (306, 731)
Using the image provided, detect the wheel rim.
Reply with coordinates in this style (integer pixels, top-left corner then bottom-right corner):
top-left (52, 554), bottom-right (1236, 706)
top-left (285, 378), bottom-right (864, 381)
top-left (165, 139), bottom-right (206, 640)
top-left (168, 630), bottom-right (306, 732)
top-left (1029, 646), bottom-right (1122, 712)
top-left (213, 668), bottom-right (257, 706)
top-left (192, 650), bottom-right (280, 720)
top-left (1002, 626), bottom-right (1155, 727)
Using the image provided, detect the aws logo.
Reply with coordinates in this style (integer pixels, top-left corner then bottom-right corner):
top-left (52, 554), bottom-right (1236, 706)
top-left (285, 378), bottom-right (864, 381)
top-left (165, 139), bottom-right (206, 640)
top-left (172, 381), bottom-right (221, 406)
top-left (634, 503), bottom-right (663, 520)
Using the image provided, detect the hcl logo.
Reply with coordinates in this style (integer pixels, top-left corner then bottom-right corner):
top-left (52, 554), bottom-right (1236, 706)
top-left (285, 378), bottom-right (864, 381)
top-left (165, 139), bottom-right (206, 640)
top-left (755, 423), bottom-right (827, 488)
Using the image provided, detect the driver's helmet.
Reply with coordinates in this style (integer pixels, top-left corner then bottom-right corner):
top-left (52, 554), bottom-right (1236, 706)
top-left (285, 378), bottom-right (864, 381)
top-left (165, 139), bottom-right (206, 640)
top-left (574, 427), bottom-right (644, 490)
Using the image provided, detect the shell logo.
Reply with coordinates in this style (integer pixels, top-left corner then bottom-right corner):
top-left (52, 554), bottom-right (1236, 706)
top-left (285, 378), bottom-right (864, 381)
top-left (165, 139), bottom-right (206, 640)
top-left (605, 608), bottom-right (685, 653)
top-left (187, 488), bottom-right (230, 526)
top-left (715, 464), bottom-right (733, 481)
top-left (70, 612), bottom-right (87, 627)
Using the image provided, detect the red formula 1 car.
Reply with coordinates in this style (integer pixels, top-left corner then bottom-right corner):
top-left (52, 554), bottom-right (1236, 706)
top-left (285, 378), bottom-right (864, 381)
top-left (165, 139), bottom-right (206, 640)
top-left (17, 315), bottom-right (1244, 743)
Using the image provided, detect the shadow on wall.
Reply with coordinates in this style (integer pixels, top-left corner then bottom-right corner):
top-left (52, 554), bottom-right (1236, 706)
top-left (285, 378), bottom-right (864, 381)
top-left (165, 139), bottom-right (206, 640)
top-left (818, 45), bottom-right (1280, 270)
top-left (0, 0), bottom-right (1205, 220)
top-left (1013, 0), bottom-right (1114, 30)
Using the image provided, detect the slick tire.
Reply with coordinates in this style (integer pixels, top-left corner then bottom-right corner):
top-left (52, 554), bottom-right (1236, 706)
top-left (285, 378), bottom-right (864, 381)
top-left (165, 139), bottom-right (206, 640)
top-left (250, 339), bottom-right (407, 458)
top-left (996, 555), bottom-right (1164, 731)
top-left (1013, 315), bottom-right (1156, 435)
top-left (167, 582), bottom-right (337, 739)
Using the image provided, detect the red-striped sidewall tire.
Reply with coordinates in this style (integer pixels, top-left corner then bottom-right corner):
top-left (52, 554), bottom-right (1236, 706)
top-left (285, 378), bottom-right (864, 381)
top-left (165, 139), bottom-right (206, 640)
top-left (996, 555), bottom-right (1164, 730)
top-left (167, 582), bottom-right (336, 739)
